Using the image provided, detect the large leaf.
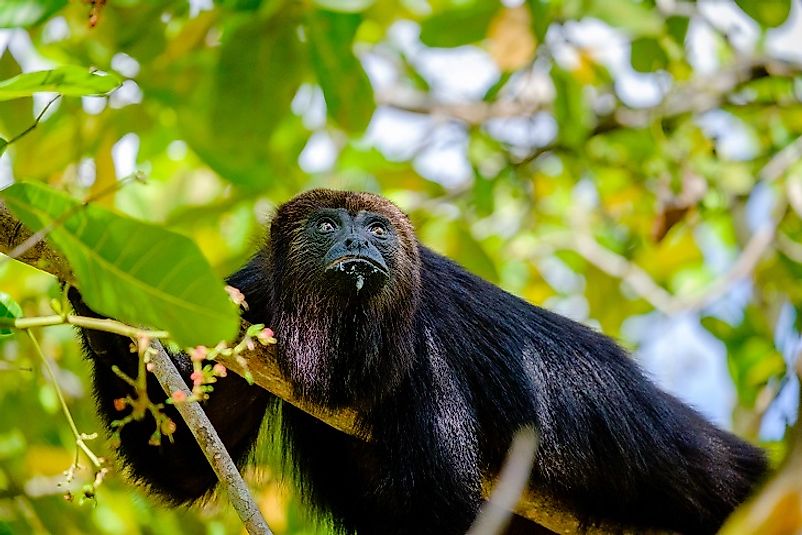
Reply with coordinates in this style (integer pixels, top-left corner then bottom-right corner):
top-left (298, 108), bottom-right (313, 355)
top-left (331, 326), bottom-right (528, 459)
top-left (0, 67), bottom-right (121, 101)
top-left (419, 2), bottom-right (500, 48)
top-left (735, 0), bottom-right (791, 28)
top-left (0, 293), bottom-right (22, 336)
top-left (0, 183), bottom-right (239, 347)
top-left (307, 10), bottom-right (374, 132)
top-left (0, 0), bottom-right (67, 28)
top-left (180, 14), bottom-right (305, 189)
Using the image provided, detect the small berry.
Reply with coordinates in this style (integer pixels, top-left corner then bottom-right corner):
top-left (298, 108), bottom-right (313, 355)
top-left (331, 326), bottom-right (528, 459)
top-left (257, 327), bottom-right (277, 345)
top-left (224, 285), bottom-right (249, 310)
top-left (190, 370), bottom-right (203, 386)
top-left (161, 418), bottom-right (177, 436)
top-left (189, 346), bottom-right (207, 362)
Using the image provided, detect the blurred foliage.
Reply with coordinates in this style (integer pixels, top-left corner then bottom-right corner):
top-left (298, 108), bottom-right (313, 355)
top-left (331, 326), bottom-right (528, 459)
top-left (0, 0), bottom-right (801, 533)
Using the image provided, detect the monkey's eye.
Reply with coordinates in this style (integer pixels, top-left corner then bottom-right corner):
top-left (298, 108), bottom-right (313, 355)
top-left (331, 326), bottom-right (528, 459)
top-left (369, 223), bottom-right (387, 238)
top-left (317, 219), bottom-right (336, 234)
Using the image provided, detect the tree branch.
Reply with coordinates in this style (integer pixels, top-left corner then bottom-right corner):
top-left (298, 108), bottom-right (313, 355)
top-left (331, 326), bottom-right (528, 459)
top-left (377, 56), bottom-right (802, 132)
top-left (0, 202), bottom-right (609, 535)
top-left (150, 340), bottom-right (272, 535)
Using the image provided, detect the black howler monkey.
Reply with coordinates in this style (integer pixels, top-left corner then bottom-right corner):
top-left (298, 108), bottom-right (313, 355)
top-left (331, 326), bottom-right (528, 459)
top-left (70, 189), bottom-right (767, 534)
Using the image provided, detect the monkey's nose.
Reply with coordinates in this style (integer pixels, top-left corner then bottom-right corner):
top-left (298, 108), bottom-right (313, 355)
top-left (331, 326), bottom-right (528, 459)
top-left (344, 234), bottom-right (369, 250)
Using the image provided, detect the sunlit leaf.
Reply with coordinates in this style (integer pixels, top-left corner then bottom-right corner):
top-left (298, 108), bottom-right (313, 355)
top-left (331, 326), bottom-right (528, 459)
top-left (307, 10), bottom-right (374, 132)
top-left (735, 0), bottom-right (791, 28)
top-left (700, 316), bottom-right (734, 341)
top-left (313, 0), bottom-right (375, 12)
top-left (181, 15), bottom-right (305, 189)
top-left (0, 182), bottom-right (239, 347)
top-left (0, 292), bottom-right (22, 336)
top-left (457, 228), bottom-right (499, 283)
top-left (638, 228), bottom-right (703, 282)
top-left (527, 0), bottom-right (551, 43)
top-left (419, 2), bottom-right (500, 47)
top-left (587, 0), bottom-right (663, 36)
top-left (666, 15), bottom-right (689, 45)
top-left (630, 37), bottom-right (668, 73)
top-left (0, 67), bottom-right (121, 100)
top-left (0, 0), bottom-right (67, 28)
top-left (551, 67), bottom-right (591, 147)
top-left (488, 6), bottom-right (536, 71)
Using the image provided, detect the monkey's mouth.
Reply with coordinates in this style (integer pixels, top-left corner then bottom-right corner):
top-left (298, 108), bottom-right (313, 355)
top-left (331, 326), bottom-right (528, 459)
top-left (325, 256), bottom-right (389, 293)
top-left (326, 256), bottom-right (388, 275)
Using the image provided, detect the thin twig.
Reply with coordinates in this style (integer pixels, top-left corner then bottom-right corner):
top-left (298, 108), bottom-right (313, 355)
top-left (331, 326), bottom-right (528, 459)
top-left (4, 95), bottom-right (62, 146)
top-left (26, 330), bottom-right (103, 470)
top-left (0, 313), bottom-right (168, 339)
top-left (761, 135), bottom-right (802, 183)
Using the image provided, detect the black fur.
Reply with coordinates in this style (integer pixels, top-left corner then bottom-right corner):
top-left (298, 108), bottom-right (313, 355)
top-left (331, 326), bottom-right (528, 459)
top-left (71, 190), bottom-right (767, 534)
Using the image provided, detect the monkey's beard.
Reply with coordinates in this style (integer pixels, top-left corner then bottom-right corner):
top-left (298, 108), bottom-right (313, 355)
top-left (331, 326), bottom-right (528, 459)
top-left (273, 289), bottom-right (417, 410)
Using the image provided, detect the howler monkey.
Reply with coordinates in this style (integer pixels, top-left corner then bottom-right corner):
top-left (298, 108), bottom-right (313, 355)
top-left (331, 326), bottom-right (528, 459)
top-left (70, 189), bottom-right (767, 534)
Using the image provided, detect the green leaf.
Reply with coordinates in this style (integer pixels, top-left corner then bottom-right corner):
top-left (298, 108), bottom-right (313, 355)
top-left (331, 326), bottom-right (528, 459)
top-left (419, 2), bottom-right (500, 48)
top-left (483, 71), bottom-right (511, 101)
top-left (551, 67), bottom-right (591, 148)
top-left (0, 67), bottom-right (121, 101)
top-left (0, 183), bottom-right (239, 347)
top-left (0, 138), bottom-right (7, 157)
top-left (215, 0), bottom-right (264, 10)
top-left (587, 0), bottom-right (663, 37)
top-left (181, 15), bottom-right (305, 189)
top-left (666, 15), bottom-right (690, 45)
top-left (0, 0), bottom-right (67, 28)
top-left (527, 0), bottom-right (551, 43)
top-left (307, 10), bottom-right (374, 132)
top-left (0, 293), bottom-right (22, 336)
top-left (700, 315), bottom-right (735, 341)
top-left (630, 37), bottom-right (668, 73)
top-left (735, 0), bottom-right (791, 28)
top-left (313, 0), bottom-right (375, 12)
top-left (456, 228), bottom-right (499, 283)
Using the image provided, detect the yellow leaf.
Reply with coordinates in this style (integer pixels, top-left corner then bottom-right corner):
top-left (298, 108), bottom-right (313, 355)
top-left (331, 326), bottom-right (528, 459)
top-left (25, 444), bottom-right (75, 476)
top-left (487, 7), bottom-right (537, 71)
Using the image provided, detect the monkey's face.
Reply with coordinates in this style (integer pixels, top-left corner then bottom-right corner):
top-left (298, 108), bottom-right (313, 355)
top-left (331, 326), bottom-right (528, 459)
top-left (306, 208), bottom-right (393, 296)
top-left (269, 189), bottom-right (421, 310)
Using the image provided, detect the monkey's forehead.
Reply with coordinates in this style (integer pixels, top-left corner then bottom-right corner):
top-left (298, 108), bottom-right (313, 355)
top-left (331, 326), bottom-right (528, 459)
top-left (278, 189), bottom-right (408, 221)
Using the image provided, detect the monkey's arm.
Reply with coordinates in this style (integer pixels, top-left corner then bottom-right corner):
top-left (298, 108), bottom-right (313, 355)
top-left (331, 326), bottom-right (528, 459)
top-left (68, 287), bottom-right (272, 504)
